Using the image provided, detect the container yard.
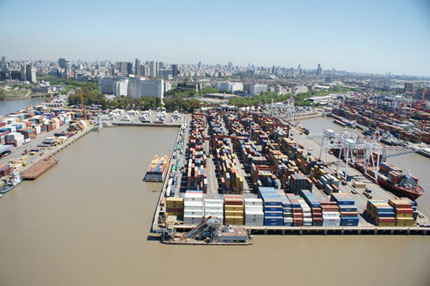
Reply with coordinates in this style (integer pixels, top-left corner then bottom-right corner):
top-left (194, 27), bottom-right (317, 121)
top-left (152, 108), bottom-right (430, 241)
top-left (330, 93), bottom-right (430, 145)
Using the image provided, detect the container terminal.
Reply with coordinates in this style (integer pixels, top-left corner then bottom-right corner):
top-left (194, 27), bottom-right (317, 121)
top-left (1, 101), bottom-right (429, 243)
top-left (151, 108), bottom-right (430, 244)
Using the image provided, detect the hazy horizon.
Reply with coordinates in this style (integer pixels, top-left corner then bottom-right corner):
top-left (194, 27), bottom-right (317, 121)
top-left (0, 0), bottom-right (429, 77)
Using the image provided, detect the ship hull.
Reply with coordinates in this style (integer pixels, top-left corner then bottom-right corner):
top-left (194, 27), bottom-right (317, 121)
top-left (377, 177), bottom-right (423, 201)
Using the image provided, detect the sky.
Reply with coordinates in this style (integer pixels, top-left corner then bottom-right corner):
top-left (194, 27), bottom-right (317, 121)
top-left (0, 0), bottom-right (429, 76)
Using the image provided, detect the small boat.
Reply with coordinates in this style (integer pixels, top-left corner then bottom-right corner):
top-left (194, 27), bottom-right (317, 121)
top-left (0, 168), bottom-right (22, 196)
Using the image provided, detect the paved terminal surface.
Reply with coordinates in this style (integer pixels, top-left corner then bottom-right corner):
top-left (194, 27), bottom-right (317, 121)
top-left (151, 112), bottom-right (430, 233)
top-left (289, 126), bottom-right (430, 226)
top-left (0, 124), bottom-right (69, 167)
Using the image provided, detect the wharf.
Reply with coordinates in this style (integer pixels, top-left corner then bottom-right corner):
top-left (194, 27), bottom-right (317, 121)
top-left (151, 116), bottom-right (188, 234)
top-left (172, 224), bottom-right (430, 235)
top-left (112, 122), bottom-right (182, 128)
top-left (19, 126), bottom-right (93, 178)
top-left (294, 112), bottom-right (322, 120)
top-left (150, 111), bottom-right (430, 238)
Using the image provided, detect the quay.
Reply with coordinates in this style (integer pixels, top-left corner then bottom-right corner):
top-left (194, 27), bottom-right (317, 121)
top-left (150, 109), bottom-right (430, 239)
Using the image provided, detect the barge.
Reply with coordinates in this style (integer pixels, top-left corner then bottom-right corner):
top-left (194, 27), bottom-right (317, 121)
top-left (21, 158), bottom-right (58, 180)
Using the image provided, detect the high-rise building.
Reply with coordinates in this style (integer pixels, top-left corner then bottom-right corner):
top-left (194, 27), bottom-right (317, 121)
top-left (1, 56), bottom-right (7, 72)
top-left (127, 76), bottom-right (164, 101)
top-left (135, 58), bottom-right (141, 75)
top-left (119, 62), bottom-right (128, 76)
top-left (21, 64), bottom-right (27, 81)
top-left (26, 63), bottom-right (36, 83)
top-left (140, 65), bottom-right (148, 76)
top-left (172, 64), bottom-right (179, 77)
top-left (149, 61), bottom-right (157, 77)
top-left (317, 64), bottom-right (322, 77)
top-left (58, 58), bottom-right (66, 69)
top-left (64, 60), bottom-right (71, 79)
top-left (127, 62), bottom-right (133, 75)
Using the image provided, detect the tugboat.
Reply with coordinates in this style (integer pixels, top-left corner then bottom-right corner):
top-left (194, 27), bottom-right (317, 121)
top-left (0, 168), bottom-right (22, 198)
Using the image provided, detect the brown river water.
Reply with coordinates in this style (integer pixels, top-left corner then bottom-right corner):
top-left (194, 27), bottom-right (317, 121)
top-left (0, 126), bottom-right (429, 286)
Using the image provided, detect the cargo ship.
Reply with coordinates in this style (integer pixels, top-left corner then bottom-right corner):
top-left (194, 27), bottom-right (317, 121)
top-left (377, 162), bottom-right (424, 201)
top-left (145, 155), bottom-right (169, 182)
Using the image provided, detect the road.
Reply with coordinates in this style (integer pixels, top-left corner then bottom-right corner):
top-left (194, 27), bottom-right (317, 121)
top-left (0, 125), bottom-right (68, 168)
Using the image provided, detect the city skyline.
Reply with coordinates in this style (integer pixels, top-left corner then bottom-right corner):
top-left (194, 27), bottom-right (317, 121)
top-left (0, 0), bottom-right (429, 77)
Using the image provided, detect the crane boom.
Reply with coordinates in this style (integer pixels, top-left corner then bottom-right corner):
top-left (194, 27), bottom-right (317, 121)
top-left (79, 87), bottom-right (87, 121)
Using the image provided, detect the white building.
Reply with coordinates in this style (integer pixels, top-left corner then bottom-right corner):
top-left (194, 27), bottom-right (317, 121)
top-left (99, 76), bottom-right (128, 96)
top-left (250, 84), bottom-right (268, 95)
top-left (215, 81), bottom-right (243, 93)
top-left (127, 76), bottom-right (164, 101)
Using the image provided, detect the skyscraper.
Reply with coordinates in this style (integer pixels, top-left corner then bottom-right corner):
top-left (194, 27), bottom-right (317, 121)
top-left (26, 63), bottom-right (36, 83)
top-left (65, 60), bottom-right (71, 79)
top-left (149, 61), bottom-right (157, 77)
top-left (21, 64), bottom-right (27, 81)
top-left (58, 58), bottom-right (66, 69)
top-left (172, 64), bottom-right (179, 77)
top-left (135, 58), bottom-right (141, 75)
top-left (1, 56), bottom-right (7, 72)
top-left (317, 64), bottom-right (322, 77)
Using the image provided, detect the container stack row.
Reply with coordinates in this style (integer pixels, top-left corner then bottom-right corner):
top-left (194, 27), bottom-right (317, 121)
top-left (365, 200), bottom-right (396, 226)
top-left (277, 190), bottom-right (293, 226)
top-left (259, 187), bottom-right (283, 226)
top-left (204, 199), bottom-right (224, 220)
top-left (288, 173), bottom-right (313, 194)
top-left (300, 190), bottom-right (323, 226)
top-left (388, 199), bottom-right (415, 226)
top-left (321, 202), bottom-right (341, 227)
top-left (331, 193), bottom-right (359, 226)
top-left (214, 138), bottom-right (244, 194)
top-left (286, 194), bottom-right (303, 226)
top-left (244, 198), bottom-right (264, 226)
top-left (165, 197), bottom-right (184, 217)
top-left (183, 191), bottom-right (204, 225)
top-left (224, 195), bottom-right (244, 225)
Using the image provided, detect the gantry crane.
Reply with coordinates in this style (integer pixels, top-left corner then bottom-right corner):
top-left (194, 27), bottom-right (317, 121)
top-left (79, 87), bottom-right (87, 121)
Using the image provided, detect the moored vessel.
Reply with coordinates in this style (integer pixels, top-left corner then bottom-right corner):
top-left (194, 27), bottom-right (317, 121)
top-left (145, 155), bottom-right (169, 182)
top-left (377, 162), bottom-right (424, 201)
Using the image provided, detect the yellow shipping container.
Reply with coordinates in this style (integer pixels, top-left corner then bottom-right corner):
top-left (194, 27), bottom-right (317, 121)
top-left (395, 213), bottom-right (413, 218)
top-left (377, 222), bottom-right (396, 227)
top-left (166, 211), bottom-right (183, 216)
top-left (224, 210), bottom-right (244, 217)
top-left (225, 205), bottom-right (244, 211)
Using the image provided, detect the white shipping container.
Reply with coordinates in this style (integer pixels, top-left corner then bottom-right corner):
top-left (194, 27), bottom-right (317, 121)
top-left (244, 198), bottom-right (263, 206)
top-left (4, 125), bottom-right (17, 133)
top-left (184, 210), bottom-right (203, 216)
